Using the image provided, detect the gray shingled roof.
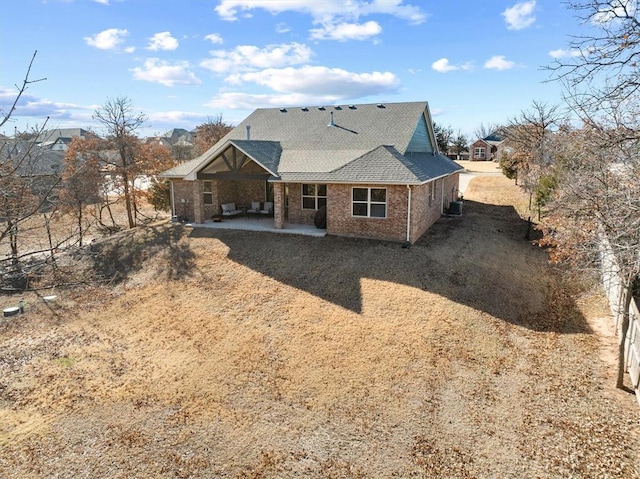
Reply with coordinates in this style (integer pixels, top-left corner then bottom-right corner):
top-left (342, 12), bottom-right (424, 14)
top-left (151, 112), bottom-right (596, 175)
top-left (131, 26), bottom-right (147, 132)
top-left (1, 139), bottom-right (64, 176)
top-left (230, 140), bottom-right (281, 175)
top-left (280, 147), bottom-right (460, 184)
top-left (161, 101), bottom-right (462, 184)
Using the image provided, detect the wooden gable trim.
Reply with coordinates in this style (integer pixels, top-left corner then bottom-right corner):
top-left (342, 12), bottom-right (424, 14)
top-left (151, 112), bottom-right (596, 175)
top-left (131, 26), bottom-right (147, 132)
top-left (196, 172), bottom-right (271, 180)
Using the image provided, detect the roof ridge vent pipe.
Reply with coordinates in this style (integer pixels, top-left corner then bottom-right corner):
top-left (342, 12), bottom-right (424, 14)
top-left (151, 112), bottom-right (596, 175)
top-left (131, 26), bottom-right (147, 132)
top-left (246, 125), bottom-right (251, 140)
top-left (328, 111), bottom-right (335, 127)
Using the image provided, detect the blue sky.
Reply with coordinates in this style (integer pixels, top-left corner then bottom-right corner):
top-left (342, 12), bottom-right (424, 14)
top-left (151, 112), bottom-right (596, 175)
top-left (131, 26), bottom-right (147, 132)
top-left (0, 0), bottom-right (590, 139)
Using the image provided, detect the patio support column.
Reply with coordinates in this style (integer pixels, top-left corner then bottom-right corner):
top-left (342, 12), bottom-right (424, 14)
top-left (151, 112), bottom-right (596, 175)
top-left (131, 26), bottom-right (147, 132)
top-left (193, 181), bottom-right (204, 223)
top-left (273, 182), bottom-right (285, 229)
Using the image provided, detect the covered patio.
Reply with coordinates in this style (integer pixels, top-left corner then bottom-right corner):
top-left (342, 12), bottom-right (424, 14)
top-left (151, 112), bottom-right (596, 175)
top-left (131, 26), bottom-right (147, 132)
top-left (184, 216), bottom-right (326, 238)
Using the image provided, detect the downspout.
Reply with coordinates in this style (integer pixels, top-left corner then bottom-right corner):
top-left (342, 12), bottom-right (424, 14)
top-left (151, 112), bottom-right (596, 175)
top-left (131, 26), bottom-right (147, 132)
top-left (406, 185), bottom-right (412, 244)
top-left (440, 179), bottom-right (445, 214)
top-left (170, 180), bottom-right (176, 218)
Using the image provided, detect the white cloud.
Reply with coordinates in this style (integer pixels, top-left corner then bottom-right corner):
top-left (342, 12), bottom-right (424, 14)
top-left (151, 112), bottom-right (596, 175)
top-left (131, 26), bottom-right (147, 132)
top-left (225, 65), bottom-right (400, 97)
top-left (94, 0), bottom-right (110, 4)
top-left (484, 55), bottom-right (515, 70)
top-left (215, 0), bottom-right (426, 24)
top-left (205, 33), bottom-right (224, 44)
top-left (131, 58), bottom-right (201, 87)
top-left (310, 21), bottom-right (382, 41)
top-left (431, 58), bottom-right (472, 73)
top-left (0, 88), bottom-right (96, 126)
top-left (147, 32), bottom-right (179, 51)
top-left (214, 0), bottom-right (426, 42)
top-left (200, 43), bottom-right (313, 74)
top-left (432, 58), bottom-right (457, 73)
top-left (549, 48), bottom-right (581, 59)
top-left (502, 1), bottom-right (536, 30)
top-left (276, 23), bottom-right (291, 34)
top-left (84, 28), bottom-right (129, 50)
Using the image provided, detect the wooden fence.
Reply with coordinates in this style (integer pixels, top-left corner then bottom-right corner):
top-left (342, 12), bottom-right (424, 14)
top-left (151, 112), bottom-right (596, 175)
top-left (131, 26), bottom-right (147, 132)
top-left (600, 239), bottom-right (640, 403)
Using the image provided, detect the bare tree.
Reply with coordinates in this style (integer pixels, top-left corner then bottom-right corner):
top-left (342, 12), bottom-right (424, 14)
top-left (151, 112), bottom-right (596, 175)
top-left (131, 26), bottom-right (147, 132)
top-left (132, 140), bottom-right (175, 221)
top-left (0, 52), bottom-right (60, 285)
top-left (194, 115), bottom-right (234, 156)
top-left (0, 51), bottom-right (46, 129)
top-left (499, 101), bottom-right (565, 210)
top-left (473, 122), bottom-right (500, 140)
top-left (450, 130), bottom-right (469, 160)
top-left (59, 137), bottom-right (103, 246)
top-left (549, 0), bottom-right (640, 112)
top-left (93, 97), bottom-right (146, 229)
top-left (432, 122), bottom-right (454, 154)
top-left (540, 116), bottom-right (640, 388)
top-left (543, 0), bottom-right (640, 389)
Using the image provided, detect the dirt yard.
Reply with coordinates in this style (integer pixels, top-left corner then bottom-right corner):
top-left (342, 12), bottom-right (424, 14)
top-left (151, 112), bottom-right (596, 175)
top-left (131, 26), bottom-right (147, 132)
top-left (1, 176), bottom-right (638, 478)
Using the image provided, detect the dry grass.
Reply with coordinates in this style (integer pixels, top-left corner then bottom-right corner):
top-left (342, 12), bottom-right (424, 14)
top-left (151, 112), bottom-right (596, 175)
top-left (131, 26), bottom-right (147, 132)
top-left (0, 176), bottom-right (638, 478)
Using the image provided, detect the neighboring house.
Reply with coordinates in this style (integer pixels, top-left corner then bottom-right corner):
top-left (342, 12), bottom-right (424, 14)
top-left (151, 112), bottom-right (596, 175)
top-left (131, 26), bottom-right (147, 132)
top-left (161, 101), bottom-right (462, 244)
top-left (469, 133), bottom-right (505, 161)
top-left (147, 128), bottom-right (195, 164)
top-left (1, 138), bottom-right (64, 175)
top-left (36, 128), bottom-right (97, 151)
top-left (446, 148), bottom-right (469, 161)
top-left (0, 138), bottom-right (65, 202)
top-left (147, 128), bottom-right (195, 148)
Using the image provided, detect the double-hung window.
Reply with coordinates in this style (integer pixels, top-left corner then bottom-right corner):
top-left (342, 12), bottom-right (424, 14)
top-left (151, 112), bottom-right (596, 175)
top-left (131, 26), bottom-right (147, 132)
top-left (352, 187), bottom-right (386, 218)
top-left (428, 181), bottom-right (436, 205)
top-left (474, 147), bottom-right (485, 159)
top-left (302, 184), bottom-right (327, 210)
top-left (203, 181), bottom-right (213, 205)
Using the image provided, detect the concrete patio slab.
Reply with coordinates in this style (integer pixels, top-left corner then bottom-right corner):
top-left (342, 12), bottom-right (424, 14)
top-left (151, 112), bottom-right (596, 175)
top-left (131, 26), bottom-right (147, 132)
top-left (186, 216), bottom-right (327, 238)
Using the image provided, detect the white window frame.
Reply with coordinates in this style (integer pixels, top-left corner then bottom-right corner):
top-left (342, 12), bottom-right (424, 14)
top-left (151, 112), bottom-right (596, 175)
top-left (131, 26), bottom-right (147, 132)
top-left (301, 183), bottom-right (327, 210)
top-left (203, 181), bottom-right (213, 205)
top-left (474, 147), bottom-right (486, 159)
top-left (428, 180), bottom-right (437, 205)
top-left (352, 187), bottom-right (387, 218)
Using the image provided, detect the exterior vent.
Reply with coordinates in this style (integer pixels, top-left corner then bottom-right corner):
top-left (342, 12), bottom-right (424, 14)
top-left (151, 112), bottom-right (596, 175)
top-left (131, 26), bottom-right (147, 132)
top-left (377, 104), bottom-right (385, 108)
top-left (301, 107), bottom-right (308, 111)
top-left (280, 107), bottom-right (287, 112)
top-left (246, 125), bottom-right (251, 140)
top-left (334, 105), bottom-right (342, 110)
top-left (328, 111), bottom-right (335, 127)
top-left (348, 105), bottom-right (356, 109)
top-left (318, 106), bottom-right (326, 111)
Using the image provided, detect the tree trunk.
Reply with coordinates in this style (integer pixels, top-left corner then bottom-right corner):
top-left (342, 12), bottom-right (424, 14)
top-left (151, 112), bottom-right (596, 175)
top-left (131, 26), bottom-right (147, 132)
top-left (78, 202), bottom-right (83, 247)
top-left (616, 283), bottom-right (633, 389)
top-left (121, 172), bottom-right (135, 229)
top-left (9, 220), bottom-right (19, 268)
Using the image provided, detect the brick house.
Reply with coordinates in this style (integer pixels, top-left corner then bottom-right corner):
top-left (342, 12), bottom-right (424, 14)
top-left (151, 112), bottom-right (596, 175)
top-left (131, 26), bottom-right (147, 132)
top-left (161, 101), bottom-right (462, 244)
top-left (469, 133), bottom-right (505, 161)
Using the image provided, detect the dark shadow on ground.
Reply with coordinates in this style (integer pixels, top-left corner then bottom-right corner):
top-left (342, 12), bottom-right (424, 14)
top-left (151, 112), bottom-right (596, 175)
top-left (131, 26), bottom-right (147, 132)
top-left (188, 199), bottom-right (591, 334)
top-left (89, 223), bottom-right (196, 283)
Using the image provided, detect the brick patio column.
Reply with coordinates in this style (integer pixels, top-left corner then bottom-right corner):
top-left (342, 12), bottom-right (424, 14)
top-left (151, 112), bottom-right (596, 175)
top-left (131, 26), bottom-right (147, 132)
top-left (192, 181), bottom-right (203, 223)
top-left (273, 182), bottom-right (285, 229)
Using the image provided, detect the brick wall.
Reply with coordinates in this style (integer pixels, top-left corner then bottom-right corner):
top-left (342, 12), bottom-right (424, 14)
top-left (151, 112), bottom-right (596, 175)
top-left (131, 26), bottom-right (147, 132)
top-left (274, 183), bottom-right (285, 229)
top-left (470, 140), bottom-right (487, 161)
top-left (216, 179), bottom-right (265, 210)
top-left (173, 178), bottom-right (267, 222)
top-left (442, 172), bottom-right (460, 206)
top-left (286, 183), bottom-right (318, 225)
top-left (322, 174), bottom-right (459, 244)
top-left (326, 184), bottom-right (409, 242)
top-left (407, 174), bottom-right (459, 243)
top-left (171, 180), bottom-right (196, 222)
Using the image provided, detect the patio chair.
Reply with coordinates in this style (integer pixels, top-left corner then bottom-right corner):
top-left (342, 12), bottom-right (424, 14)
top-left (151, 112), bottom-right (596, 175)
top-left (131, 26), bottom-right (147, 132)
top-left (221, 202), bottom-right (243, 218)
top-left (260, 202), bottom-right (273, 215)
top-left (247, 201), bottom-right (261, 214)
